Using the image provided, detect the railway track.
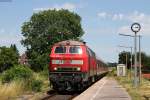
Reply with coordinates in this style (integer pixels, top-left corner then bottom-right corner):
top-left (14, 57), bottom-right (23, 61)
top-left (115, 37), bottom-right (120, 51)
top-left (41, 74), bottom-right (107, 100)
top-left (41, 90), bottom-right (78, 100)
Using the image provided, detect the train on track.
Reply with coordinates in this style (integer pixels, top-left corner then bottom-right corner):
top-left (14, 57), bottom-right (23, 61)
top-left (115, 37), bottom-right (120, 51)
top-left (49, 40), bottom-right (108, 92)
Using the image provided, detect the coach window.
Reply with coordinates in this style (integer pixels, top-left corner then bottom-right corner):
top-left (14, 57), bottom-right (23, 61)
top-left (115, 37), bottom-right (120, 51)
top-left (69, 46), bottom-right (82, 54)
top-left (55, 46), bottom-right (66, 53)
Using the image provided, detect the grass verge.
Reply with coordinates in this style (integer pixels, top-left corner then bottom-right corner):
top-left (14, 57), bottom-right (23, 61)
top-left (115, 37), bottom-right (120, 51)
top-left (0, 81), bottom-right (25, 99)
top-left (108, 69), bottom-right (150, 100)
top-left (0, 71), bottom-right (50, 99)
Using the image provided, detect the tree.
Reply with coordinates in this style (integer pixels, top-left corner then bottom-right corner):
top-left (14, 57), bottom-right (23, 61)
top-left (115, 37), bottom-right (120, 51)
top-left (107, 62), bottom-right (117, 67)
top-left (10, 44), bottom-right (19, 57)
top-left (21, 9), bottom-right (84, 71)
top-left (118, 51), bottom-right (131, 69)
top-left (0, 46), bottom-right (19, 72)
top-left (137, 52), bottom-right (150, 73)
top-left (118, 51), bottom-right (150, 72)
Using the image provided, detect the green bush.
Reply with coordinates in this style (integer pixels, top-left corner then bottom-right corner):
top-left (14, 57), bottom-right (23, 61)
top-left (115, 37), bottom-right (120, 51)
top-left (31, 80), bottom-right (43, 92)
top-left (107, 68), bottom-right (116, 77)
top-left (39, 65), bottom-right (49, 79)
top-left (1, 65), bottom-right (33, 83)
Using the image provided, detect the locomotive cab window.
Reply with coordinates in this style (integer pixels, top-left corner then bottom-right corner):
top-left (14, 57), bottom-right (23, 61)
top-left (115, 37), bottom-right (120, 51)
top-left (69, 46), bottom-right (82, 54)
top-left (55, 46), bottom-right (66, 53)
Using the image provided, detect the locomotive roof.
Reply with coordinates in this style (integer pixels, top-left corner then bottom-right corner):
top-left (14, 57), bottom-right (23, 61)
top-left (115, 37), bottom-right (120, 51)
top-left (54, 40), bottom-right (86, 46)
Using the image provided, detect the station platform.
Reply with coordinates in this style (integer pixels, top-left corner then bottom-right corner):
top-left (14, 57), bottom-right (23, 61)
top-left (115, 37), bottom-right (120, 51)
top-left (73, 77), bottom-right (131, 100)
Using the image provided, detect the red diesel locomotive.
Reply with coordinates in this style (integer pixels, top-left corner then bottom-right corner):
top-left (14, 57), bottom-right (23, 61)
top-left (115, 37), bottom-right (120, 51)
top-left (49, 40), bottom-right (108, 91)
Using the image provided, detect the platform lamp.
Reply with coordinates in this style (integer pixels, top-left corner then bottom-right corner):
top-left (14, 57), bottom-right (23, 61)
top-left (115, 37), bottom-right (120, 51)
top-left (131, 22), bottom-right (141, 87)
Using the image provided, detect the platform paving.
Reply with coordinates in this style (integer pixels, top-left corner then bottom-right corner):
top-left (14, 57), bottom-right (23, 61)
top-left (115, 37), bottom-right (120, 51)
top-left (74, 77), bottom-right (131, 100)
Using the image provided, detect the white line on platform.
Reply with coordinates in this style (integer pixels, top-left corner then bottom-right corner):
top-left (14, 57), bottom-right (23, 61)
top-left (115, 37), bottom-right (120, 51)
top-left (90, 79), bottom-right (107, 100)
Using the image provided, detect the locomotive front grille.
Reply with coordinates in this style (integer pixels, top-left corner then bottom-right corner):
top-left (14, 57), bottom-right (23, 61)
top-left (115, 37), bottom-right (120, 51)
top-left (56, 67), bottom-right (80, 71)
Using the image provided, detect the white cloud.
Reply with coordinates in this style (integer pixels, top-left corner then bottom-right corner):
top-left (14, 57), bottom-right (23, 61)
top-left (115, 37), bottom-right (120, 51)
top-left (117, 25), bottom-right (132, 34)
top-left (117, 11), bottom-right (150, 35)
top-left (97, 11), bottom-right (150, 35)
top-left (33, 8), bottom-right (50, 11)
top-left (59, 3), bottom-right (76, 10)
top-left (97, 12), bottom-right (108, 19)
top-left (128, 11), bottom-right (146, 22)
top-left (112, 14), bottom-right (124, 20)
top-left (0, 29), bottom-right (26, 54)
top-left (33, 3), bottom-right (76, 12)
top-left (118, 24), bottom-right (150, 36)
top-left (0, 35), bottom-right (21, 42)
top-left (0, 33), bottom-right (22, 45)
top-left (97, 12), bottom-right (124, 20)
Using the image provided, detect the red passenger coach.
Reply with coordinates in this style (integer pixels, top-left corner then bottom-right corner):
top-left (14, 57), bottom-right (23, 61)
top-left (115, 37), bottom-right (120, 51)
top-left (49, 40), bottom-right (108, 91)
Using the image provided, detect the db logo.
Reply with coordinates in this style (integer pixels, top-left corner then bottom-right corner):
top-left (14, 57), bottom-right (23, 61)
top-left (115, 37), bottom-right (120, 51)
top-left (64, 60), bottom-right (71, 64)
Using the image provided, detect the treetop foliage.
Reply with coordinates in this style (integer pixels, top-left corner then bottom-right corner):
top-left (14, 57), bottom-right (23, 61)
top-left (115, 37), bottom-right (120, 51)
top-left (0, 45), bottom-right (19, 72)
top-left (21, 9), bottom-right (84, 71)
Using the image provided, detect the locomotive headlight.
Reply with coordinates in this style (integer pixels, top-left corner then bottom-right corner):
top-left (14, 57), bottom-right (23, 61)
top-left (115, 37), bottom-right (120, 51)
top-left (77, 67), bottom-right (81, 71)
top-left (54, 67), bottom-right (57, 70)
top-left (71, 60), bottom-right (83, 64)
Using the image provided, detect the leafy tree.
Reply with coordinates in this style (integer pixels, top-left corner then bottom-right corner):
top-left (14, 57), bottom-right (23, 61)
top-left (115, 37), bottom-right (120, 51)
top-left (10, 44), bottom-right (19, 57)
top-left (0, 46), bottom-right (19, 72)
top-left (118, 51), bottom-right (150, 72)
top-left (137, 52), bottom-right (150, 73)
top-left (107, 62), bottom-right (117, 67)
top-left (21, 9), bottom-right (84, 71)
top-left (118, 51), bottom-right (131, 69)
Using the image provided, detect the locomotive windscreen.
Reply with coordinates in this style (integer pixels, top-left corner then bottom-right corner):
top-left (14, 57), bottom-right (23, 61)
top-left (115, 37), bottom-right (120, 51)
top-left (69, 46), bottom-right (82, 54)
top-left (55, 46), bottom-right (66, 53)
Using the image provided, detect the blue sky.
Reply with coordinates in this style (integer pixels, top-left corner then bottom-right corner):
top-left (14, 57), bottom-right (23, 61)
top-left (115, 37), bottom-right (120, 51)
top-left (0, 0), bottom-right (150, 63)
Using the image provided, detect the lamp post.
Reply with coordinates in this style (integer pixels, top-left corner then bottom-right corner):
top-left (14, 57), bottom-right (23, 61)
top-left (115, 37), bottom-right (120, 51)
top-left (139, 35), bottom-right (142, 83)
top-left (119, 33), bottom-right (142, 84)
top-left (131, 22), bottom-right (141, 87)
